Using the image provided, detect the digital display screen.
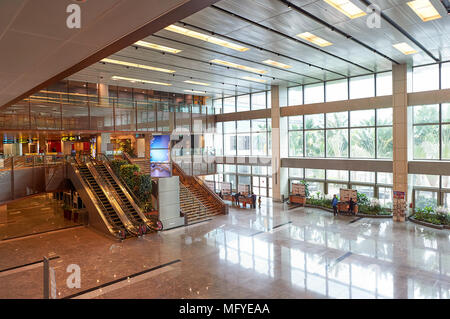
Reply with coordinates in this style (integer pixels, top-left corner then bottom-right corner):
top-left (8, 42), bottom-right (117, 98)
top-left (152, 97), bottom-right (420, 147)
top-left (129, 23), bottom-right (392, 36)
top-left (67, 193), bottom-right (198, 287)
top-left (151, 163), bottom-right (171, 178)
top-left (150, 135), bottom-right (170, 149)
top-left (150, 149), bottom-right (169, 162)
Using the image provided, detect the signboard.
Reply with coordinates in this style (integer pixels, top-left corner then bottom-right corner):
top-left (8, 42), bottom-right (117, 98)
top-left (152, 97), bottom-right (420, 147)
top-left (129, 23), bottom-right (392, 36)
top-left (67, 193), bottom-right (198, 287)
top-left (221, 182), bottom-right (231, 195)
top-left (238, 184), bottom-right (250, 196)
top-left (339, 189), bottom-right (357, 202)
top-left (291, 183), bottom-right (305, 196)
top-left (393, 190), bottom-right (406, 222)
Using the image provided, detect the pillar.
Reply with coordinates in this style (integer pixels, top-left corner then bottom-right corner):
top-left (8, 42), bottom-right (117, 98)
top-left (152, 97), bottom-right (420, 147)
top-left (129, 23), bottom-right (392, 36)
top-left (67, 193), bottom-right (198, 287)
top-left (392, 64), bottom-right (409, 222)
top-left (271, 85), bottom-right (289, 202)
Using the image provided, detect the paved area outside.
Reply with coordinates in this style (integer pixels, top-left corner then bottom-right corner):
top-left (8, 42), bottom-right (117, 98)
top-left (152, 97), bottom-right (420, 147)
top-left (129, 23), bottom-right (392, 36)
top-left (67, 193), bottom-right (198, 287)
top-left (0, 198), bottom-right (449, 299)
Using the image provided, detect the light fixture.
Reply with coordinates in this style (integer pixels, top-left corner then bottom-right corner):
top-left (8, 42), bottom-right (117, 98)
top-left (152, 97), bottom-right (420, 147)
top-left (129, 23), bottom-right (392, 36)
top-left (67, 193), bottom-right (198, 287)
top-left (407, 0), bottom-right (441, 21)
top-left (210, 59), bottom-right (267, 74)
top-left (134, 40), bottom-right (182, 53)
top-left (183, 80), bottom-right (210, 86)
top-left (164, 25), bottom-right (249, 52)
top-left (262, 59), bottom-right (292, 69)
top-left (241, 76), bottom-right (267, 83)
top-left (184, 90), bottom-right (206, 94)
top-left (111, 76), bottom-right (171, 86)
top-left (323, 0), bottom-right (367, 19)
top-left (101, 58), bottom-right (175, 73)
top-left (392, 42), bottom-right (418, 55)
top-left (297, 32), bottom-right (333, 47)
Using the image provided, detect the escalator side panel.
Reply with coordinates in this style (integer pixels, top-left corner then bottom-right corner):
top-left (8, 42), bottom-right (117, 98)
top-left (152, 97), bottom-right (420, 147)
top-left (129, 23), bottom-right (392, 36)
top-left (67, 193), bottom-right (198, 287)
top-left (67, 163), bottom-right (118, 239)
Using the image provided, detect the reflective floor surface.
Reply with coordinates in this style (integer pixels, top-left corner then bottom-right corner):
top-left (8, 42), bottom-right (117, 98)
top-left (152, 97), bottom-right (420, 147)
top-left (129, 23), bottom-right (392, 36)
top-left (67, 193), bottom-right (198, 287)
top-left (0, 198), bottom-right (449, 299)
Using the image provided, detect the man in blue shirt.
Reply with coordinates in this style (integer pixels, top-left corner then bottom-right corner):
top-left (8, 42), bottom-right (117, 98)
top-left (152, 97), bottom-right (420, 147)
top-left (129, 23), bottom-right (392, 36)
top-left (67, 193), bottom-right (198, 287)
top-left (332, 195), bottom-right (338, 216)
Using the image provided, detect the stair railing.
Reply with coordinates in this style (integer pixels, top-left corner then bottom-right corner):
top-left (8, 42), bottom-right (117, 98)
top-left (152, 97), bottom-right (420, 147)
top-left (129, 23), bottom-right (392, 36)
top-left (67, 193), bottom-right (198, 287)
top-left (179, 183), bottom-right (208, 220)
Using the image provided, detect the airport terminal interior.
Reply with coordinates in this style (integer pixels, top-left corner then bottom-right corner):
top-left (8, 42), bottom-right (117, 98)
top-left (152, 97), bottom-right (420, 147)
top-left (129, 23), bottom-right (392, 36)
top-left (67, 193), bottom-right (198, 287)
top-left (0, 0), bottom-right (449, 299)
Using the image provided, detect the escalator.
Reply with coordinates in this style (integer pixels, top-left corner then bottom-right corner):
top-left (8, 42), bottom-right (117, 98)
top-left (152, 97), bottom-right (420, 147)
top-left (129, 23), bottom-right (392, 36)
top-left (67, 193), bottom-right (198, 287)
top-left (93, 163), bottom-right (146, 227)
top-left (67, 157), bottom-right (137, 239)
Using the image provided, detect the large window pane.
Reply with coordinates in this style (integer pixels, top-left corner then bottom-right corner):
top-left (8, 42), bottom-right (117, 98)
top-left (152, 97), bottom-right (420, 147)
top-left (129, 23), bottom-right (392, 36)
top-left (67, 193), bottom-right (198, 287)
top-left (352, 185), bottom-right (374, 199)
top-left (377, 108), bottom-right (392, 126)
top-left (213, 99), bottom-right (222, 114)
top-left (413, 125), bottom-right (439, 159)
top-left (224, 134), bottom-right (236, 155)
top-left (288, 86), bottom-right (303, 106)
top-left (413, 105), bottom-right (439, 124)
top-left (252, 166), bottom-right (267, 175)
top-left (443, 103), bottom-right (450, 123)
top-left (377, 127), bottom-right (393, 159)
top-left (377, 172), bottom-right (393, 185)
top-left (236, 120), bottom-right (250, 133)
top-left (350, 109), bottom-right (375, 127)
top-left (443, 62), bottom-right (450, 89)
top-left (351, 171), bottom-right (375, 183)
top-left (327, 170), bottom-right (349, 181)
top-left (223, 97), bottom-right (235, 113)
top-left (350, 128), bottom-right (375, 158)
top-left (237, 95), bottom-right (250, 112)
top-left (376, 72), bottom-right (392, 96)
top-left (442, 124), bottom-right (450, 160)
top-left (350, 75), bottom-right (374, 99)
top-left (289, 168), bottom-right (303, 178)
top-left (378, 187), bottom-right (393, 208)
top-left (305, 131), bottom-right (324, 157)
top-left (414, 190), bottom-right (438, 210)
top-left (326, 79), bottom-right (348, 102)
top-left (237, 134), bottom-right (250, 156)
top-left (289, 116), bottom-right (303, 130)
top-left (238, 165), bottom-right (251, 174)
top-left (326, 112), bottom-right (348, 128)
top-left (326, 129), bottom-right (348, 157)
top-left (289, 131), bottom-right (303, 157)
top-left (328, 183), bottom-right (348, 196)
top-left (252, 132), bottom-right (267, 156)
top-left (412, 64), bottom-right (439, 92)
top-left (304, 83), bottom-right (324, 104)
top-left (308, 182), bottom-right (324, 194)
top-left (251, 92), bottom-right (266, 110)
top-left (305, 114), bottom-right (324, 129)
top-left (305, 169), bottom-right (325, 179)
top-left (252, 119), bottom-right (267, 132)
top-left (223, 121), bottom-right (235, 133)
top-left (411, 174), bottom-right (439, 188)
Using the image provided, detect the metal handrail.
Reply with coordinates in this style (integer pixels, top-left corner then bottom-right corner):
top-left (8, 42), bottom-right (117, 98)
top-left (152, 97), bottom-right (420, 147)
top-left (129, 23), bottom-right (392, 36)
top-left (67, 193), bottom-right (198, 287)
top-left (97, 153), bottom-right (144, 209)
top-left (70, 156), bottom-right (123, 237)
top-left (179, 183), bottom-right (208, 218)
top-left (89, 157), bottom-right (144, 227)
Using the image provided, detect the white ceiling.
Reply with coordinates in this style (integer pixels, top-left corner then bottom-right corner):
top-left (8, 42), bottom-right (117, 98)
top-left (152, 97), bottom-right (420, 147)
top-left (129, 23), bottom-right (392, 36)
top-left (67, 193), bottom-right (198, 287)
top-left (68, 0), bottom-right (450, 98)
top-left (0, 0), bottom-right (212, 107)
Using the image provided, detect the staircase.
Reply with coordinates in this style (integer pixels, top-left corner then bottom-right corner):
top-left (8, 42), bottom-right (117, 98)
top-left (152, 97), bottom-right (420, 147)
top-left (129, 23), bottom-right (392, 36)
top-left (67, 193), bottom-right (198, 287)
top-left (172, 162), bottom-right (228, 224)
top-left (121, 153), bottom-right (150, 175)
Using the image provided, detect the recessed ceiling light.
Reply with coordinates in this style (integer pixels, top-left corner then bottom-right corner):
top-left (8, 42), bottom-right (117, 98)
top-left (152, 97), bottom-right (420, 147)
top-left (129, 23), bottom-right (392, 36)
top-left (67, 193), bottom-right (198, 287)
top-left (210, 59), bottom-right (267, 74)
top-left (101, 58), bottom-right (175, 73)
top-left (165, 25), bottom-right (249, 52)
top-left (323, 0), bottom-right (367, 19)
top-left (111, 76), bottom-right (171, 86)
top-left (183, 80), bottom-right (210, 86)
top-left (297, 32), bottom-right (333, 47)
top-left (393, 42), bottom-right (418, 55)
top-left (134, 40), bottom-right (182, 53)
top-left (262, 59), bottom-right (292, 69)
top-left (241, 76), bottom-right (267, 83)
top-left (184, 90), bottom-right (206, 94)
top-left (407, 0), bottom-right (441, 22)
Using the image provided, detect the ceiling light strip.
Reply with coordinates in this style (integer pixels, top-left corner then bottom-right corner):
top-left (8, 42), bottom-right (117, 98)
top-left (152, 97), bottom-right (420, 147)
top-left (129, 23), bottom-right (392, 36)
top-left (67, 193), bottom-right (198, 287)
top-left (101, 58), bottom-right (175, 73)
top-left (111, 76), bottom-right (171, 86)
top-left (134, 40), bottom-right (182, 53)
top-left (323, 0), bottom-right (367, 19)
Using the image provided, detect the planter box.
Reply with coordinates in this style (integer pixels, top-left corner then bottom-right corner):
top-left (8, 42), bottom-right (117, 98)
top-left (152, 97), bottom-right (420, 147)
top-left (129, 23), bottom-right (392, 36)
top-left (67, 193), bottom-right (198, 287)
top-left (356, 213), bottom-right (393, 218)
top-left (408, 216), bottom-right (445, 230)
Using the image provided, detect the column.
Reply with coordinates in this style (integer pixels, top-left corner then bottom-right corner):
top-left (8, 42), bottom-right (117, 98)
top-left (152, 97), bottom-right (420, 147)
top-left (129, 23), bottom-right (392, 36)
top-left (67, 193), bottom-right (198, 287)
top-left (271, 85), bottom-right (289, 202)
top-left (392, 64), bottom-right (408, 222)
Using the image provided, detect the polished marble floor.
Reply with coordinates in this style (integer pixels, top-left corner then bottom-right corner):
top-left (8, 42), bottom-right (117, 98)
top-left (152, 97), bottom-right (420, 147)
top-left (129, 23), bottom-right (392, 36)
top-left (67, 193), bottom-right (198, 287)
top-left (0, 198), bottom-right (449, 299)
top-left (0, 194), bottom-right (81, 240)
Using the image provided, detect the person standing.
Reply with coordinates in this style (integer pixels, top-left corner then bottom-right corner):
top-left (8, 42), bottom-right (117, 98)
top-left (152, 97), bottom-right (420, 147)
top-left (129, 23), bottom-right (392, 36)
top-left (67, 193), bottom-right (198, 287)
top-left (349, 198), bottom-right (355, 215)
top-left (258, 196), bottom-right (262, 209)
top-left (251, 192), bottom-right (256, 209)
top-left (332, 194), bottom-right (338, 216)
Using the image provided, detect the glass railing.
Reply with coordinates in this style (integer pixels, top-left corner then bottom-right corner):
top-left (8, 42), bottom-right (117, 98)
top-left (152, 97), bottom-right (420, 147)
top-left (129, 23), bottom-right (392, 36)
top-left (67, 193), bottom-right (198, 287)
top-left (0, 94), bottom-right (208, 132)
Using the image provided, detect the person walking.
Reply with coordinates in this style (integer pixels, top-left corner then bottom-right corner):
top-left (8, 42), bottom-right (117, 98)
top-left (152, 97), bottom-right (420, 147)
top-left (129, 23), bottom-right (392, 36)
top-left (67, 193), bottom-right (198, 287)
top-left (258, 196), bottom-right (262, 209)
top-left (332, 194), bottom-right (338, 216)
top-left (234, 192), bottom-right (241, 207)
top-left (251, 192), bottom-right (256, 209)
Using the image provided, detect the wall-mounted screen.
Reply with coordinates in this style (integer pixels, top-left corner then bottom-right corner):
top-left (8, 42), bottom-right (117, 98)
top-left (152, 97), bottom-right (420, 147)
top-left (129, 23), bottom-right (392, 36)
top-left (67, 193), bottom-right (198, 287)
top-left (151, 163), bottom-right (171, 178)
top-left (150, 135), bottom-right (170, 149)
top-left (150, 149), bottom-right (169, 163)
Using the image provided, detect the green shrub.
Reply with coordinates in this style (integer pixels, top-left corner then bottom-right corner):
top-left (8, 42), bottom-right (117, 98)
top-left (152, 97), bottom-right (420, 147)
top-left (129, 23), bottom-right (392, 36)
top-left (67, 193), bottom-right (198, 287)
top-left (110, 159), bottom-right (128, 176)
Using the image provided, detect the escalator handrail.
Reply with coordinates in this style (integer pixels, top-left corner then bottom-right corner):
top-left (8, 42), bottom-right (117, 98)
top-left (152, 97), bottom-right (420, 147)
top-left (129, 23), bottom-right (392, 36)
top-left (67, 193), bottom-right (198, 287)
top-left (81, 156), bottom-right (138, 236)
top-left (69, 157), bottom-right (123, 237)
